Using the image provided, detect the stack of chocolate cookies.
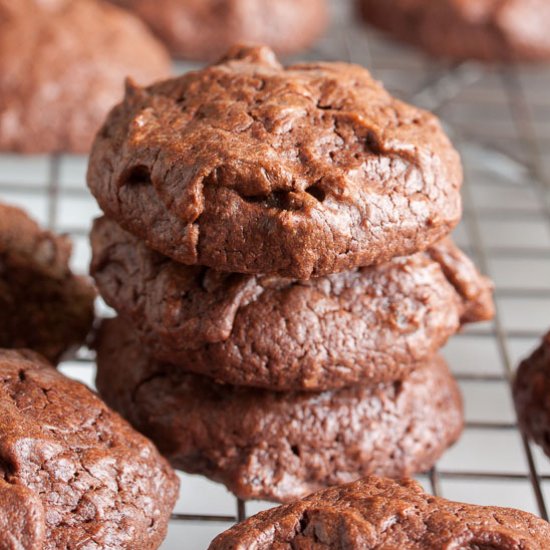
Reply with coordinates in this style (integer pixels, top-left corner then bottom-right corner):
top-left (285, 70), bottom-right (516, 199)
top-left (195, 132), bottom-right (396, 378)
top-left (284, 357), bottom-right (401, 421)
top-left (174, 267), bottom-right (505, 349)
top-left (87, 45), bottom-right (494, 503)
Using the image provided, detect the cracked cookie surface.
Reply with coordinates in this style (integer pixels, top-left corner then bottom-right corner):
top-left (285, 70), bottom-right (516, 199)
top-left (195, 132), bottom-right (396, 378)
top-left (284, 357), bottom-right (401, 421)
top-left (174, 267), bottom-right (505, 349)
top-left (108, 0), bottom-right (328, 60)
top-left (0, 203), bottom-right (95, 363)
top-left (358, 0), bottom-right (550, 62)
top-left (87, 45), bottom-right (462, 278)
top-left (0, 348), bottom-right (179, 549)
top-left (95, 317), bottom-right (463, 502)
top-left (209, 476), bottom-right (550, 549)
top-left (0, 0), bottom-right (170, 153)
top-left (91, 216), bottom-right (493, 391)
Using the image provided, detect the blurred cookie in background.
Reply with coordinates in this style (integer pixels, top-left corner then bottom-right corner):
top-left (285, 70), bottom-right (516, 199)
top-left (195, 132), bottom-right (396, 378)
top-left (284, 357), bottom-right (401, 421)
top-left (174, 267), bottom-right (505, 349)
top-left (514, 331), bottom-right (550, 457)
top-left (0, 202), bottom-right (95, 363)
top-left (108, 0), bottom-right (328, 60)
top-left (0, 0), bottom-right (171, 154)
top-left (358, 0), bottom-right (550, 62)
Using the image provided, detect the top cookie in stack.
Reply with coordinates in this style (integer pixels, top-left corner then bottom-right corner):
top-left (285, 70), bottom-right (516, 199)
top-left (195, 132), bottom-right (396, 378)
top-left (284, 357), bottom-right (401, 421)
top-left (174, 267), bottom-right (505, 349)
top-left (88, 44), bottom-right (462, 280)
top-left (88, 45), bottom-right (493, 501)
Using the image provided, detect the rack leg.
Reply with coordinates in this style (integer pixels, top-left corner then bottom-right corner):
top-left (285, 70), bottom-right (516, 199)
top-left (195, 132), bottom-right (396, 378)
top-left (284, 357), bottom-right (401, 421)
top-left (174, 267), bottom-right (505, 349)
top-left (237, 499), bottom-right (246, 522)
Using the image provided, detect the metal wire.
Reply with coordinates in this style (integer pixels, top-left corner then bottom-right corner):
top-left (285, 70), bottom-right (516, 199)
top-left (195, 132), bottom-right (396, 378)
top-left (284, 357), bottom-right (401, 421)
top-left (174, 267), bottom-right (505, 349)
top-left (349, 27), bottom-right (549, 516)
top-left (1, 10), bottom-right (550, 536)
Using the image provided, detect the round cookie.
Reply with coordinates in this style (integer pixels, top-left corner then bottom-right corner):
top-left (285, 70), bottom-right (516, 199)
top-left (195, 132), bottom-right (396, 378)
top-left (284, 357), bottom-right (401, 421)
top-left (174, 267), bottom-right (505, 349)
top-left (87, 45), bottom-right (463, 279)
top-left (358, 0), bottom-right (550, 62)
top-left (514, 331), bottom-right (550, 456)
top-left (91, 216), bottom-right (494, 391)
top-left (95, 317), bottom-right (464, 503)
top-left (209, 476), bottom-right (550, 549)
top-left (0, 203), bottom-right (95, 364)
top-left (108, 0), bottom-right (328, 60)
top-left (0, 0), bottom-right (171, 153)
top-left (0, 348), bottom-right (179, 549)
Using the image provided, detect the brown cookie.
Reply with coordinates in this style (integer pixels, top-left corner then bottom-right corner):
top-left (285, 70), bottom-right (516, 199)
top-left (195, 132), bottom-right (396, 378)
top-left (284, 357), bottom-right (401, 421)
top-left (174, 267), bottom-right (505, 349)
top-left (0, 348), bottom-right (179, 549)
top-left (358, 0), bottom-right (550, 62)
top-left (209, 476), bottom-right (550, 549)
top-left (0, 479), bottom-right (44, 550)
top-left (108, 0), bottom-right (328, 60)
top-left (91, 216), bottom-right (493, 391)
top-left (514, 331), bottom-right (550, 457)
top-left (87, 45), bottom-right (463, 278)
top-left (95, 317), bottom-right (464, 503)
top-left (0, 0), bottom-right (171, 153)
top-left (0, 203), bottom-right (95, 363)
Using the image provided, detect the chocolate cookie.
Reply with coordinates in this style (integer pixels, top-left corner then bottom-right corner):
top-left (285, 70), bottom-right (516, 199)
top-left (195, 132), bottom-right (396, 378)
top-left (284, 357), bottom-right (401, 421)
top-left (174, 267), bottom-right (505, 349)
top-left (209, 476), bottom-right (550, 549)
top-left (96, 317), bottom-right (464, 502)
top-left (0, 0), bottom-right (170, 153)
top-left (0, 348), bottom-right (179, 549)
top-left (358, 0), bottom-right (550, 62)
top-left (87, 45), bottom-right (463, 278)
top-left (108, 0), bottom-right (328, 60)
top-left (514, 331), bottom-right (550, 457)
top-left (91, 216), bottom-right (493, 391)
top-left (0, 203), bottom-right (95, 363)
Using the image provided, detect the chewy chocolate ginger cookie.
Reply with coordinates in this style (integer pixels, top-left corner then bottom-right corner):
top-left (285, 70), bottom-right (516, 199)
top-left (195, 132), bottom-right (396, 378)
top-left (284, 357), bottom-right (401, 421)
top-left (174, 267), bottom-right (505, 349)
top-left (88, 45), bottom-right (463, 279)
top-left (0, 203), bottom-right (95, 363)
top-left (108, 0), bottom-right (328, 60)
top-left (0, 0), bottom-right (170, 153)
top-left (91, 216), bottom-right (493, 391)
top-left (514, 331), bottom-right (550, 457)
top-left (210, 476), bottom-right (550, 549)
top-left (358, 0), bottom-right (550, 62)
top-left (0, 349), bottom-right (178, 549)
top-left (96, 317), bottom-right (463, 503)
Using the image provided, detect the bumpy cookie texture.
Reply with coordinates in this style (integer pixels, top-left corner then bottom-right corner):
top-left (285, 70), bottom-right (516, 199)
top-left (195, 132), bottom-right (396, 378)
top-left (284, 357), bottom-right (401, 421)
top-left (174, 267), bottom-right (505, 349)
top-left (209, 476), bottom-right (550, 549)
top-left (91, 217), bottom-right (493, 391)
top-left (109, 0), bottom-right (328, 60)
top-left (0, 0), bottom-right (170, 153)
top-left (427, 237), bottom-right (494, 324)
top-left (0, 478), bottom-right (45, 550)
top-left (0, 349), bottom-right (179, 550)
top-left (96, 317), bottom-right (464, 502)
top-left (514, 331), bottom-right (550, 457)
top-left (0, 203), bottom-right (95, 363)
top-left (358, 0), bottom-right (550, 62)
top-left (88, 45), bottom-right (462, 278)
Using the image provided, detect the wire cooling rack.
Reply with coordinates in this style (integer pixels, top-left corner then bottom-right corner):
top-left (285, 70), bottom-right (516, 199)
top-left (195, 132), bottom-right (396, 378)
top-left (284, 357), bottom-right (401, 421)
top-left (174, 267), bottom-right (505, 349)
top-left (1, 1), bottom-right (550, 548)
